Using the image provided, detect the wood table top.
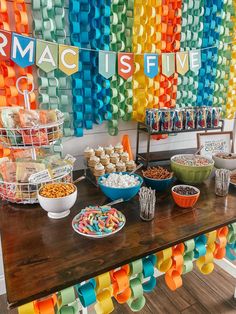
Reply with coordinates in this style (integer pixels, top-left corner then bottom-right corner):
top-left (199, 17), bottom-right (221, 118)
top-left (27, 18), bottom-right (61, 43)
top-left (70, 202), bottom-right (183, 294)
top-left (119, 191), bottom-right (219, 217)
top-left (0, 174), bottom-right (236, 309)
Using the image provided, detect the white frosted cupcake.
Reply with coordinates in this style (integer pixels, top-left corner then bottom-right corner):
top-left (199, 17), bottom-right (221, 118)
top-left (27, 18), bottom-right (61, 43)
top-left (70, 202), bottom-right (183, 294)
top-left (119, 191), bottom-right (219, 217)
top-left (114, 143), bottom-right (124, 154)
top-left (126, 160), bottom-right (136, 171)
top-left (110, 152), bottom-right (120, 164)
top-left (105, 163), bottom-right (116, 173)
top-left (104, 145), bottom-right (114, 156)
top-left (120, 152), bottom-right (129, 162)
top-left (116, 161), bottom-right (126, 172)
top-left (95, 146), bottom-right (104, 157)
top-left (84, 147), bottom-right (95, 159)
top-left (100, 154), bottom-right (110, 166)
top-left (88, 156), bottom-right (100, 168)
top-left (94, 163), bottom-right (105, 177)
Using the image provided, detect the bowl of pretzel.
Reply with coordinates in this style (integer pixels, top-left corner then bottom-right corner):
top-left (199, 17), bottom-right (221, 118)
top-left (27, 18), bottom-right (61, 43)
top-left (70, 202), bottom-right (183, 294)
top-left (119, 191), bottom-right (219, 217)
top-left (142, 166), bottom-right (174, 192)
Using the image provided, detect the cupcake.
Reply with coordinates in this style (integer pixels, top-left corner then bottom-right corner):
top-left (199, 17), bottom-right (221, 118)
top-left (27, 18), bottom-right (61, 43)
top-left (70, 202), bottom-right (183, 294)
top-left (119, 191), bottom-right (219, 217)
top-left (94, 163), bottom-right (105, 178)
top-left (105, 163), bottom-right (116, 173)
top-left (126, 160), bottom-right (136, 171)
top-left (84, 147), bottom-right (95, 159)
top-left (100, 154), bottom-right (110, 166)
top-left (110, 152), bottom-right (120, 164)
top-left (95, 146), bottom-right (104, 157)
top-left (104, 145), bottom-right (114, 155)
top-left (88, 156), bottom-right (100, 168)
top-left (120, 152), bottom-right (129, 163)
top-left (114, 143), bottom-right (123, 154)
top-left (116, 161), bottom-right (126, 172)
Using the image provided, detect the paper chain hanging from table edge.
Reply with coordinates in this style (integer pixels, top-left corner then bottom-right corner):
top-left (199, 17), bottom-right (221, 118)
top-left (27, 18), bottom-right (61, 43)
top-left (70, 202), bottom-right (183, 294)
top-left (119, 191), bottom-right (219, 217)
top-left (17, 223), bottom-right (236, 314)
top-left (1, 30), bottom-right (236, 79)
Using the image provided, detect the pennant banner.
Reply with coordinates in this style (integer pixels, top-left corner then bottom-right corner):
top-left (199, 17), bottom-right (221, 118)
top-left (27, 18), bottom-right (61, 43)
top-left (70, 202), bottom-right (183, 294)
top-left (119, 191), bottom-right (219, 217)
top-left (162, 53), bottom-right (175, 77)
top-left (144, 54), bottom-right (158, 78)
top-left (0, 30), bottom-right (11, 61)
top-left (99, 51), bottom-right (116, 79)
top-left (59, 44), bottom-right (79, 76)
top-left (36, 40), bottom-right (58, 73)
top-left (176, 51), bottom-right (189, 75)
top-left (118, 52), bottom-right (134, 79)
top-left (11, 33), bottom-right (35, 68)
top-left (189, 50), bottom-right (201, 74)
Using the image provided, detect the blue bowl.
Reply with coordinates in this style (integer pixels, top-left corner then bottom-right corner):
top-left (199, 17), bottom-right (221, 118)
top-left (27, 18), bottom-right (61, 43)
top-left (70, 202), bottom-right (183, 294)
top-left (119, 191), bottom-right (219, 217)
top-left (98, 172), bottom-right (143, 201)
top-left (143, 175), bottom-right (174, 192)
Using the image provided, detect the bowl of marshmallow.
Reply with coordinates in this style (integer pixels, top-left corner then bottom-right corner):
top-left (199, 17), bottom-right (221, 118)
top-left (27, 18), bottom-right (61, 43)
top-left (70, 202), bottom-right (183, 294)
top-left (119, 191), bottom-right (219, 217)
top-left (98, 172), bottom-right (143, 201)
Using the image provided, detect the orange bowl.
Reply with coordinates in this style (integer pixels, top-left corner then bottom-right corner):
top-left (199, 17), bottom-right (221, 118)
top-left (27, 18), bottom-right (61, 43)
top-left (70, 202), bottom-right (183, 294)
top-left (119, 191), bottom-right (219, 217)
top-left (171, 185), bottom-right (200, 208)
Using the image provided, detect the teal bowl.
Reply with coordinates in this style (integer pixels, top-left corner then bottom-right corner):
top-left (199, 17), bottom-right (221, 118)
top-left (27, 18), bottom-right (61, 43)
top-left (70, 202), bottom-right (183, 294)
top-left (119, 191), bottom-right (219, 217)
top-left (98, 172), bottom-right (143, 201)
top-left (143, 175), bottom-right (174, 192)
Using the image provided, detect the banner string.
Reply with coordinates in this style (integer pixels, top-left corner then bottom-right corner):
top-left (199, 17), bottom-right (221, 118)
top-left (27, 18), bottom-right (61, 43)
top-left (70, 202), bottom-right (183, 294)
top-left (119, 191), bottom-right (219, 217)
top-left (1, 29), bottom-right (236, 56)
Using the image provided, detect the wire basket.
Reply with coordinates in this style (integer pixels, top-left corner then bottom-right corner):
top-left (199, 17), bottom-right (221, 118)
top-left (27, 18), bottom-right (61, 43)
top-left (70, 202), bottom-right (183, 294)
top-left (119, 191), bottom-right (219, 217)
top-left (0, 118), bottom-right (64, 148)
top-left (0, 168), bottom-right (73, 204)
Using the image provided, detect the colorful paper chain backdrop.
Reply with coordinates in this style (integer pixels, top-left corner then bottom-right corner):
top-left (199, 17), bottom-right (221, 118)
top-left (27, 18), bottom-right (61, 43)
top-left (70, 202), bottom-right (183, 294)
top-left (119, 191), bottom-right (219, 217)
top-left (18, 223), bottom-right (236, 314)
top-left (1, 0), bottom-right (236, 137)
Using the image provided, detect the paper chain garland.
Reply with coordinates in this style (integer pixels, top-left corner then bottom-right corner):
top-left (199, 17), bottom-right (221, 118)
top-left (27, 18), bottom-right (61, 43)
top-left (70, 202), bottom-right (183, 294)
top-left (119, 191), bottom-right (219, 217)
top-left (2, 0), bottom-right (236, 136)
top-left (18, 223), bottom-right (236, 314)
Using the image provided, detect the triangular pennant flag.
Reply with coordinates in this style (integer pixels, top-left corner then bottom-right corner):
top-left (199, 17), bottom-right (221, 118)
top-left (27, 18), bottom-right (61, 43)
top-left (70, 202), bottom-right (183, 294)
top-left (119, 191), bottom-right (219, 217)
top-left (59, 44), bottom-right (79, 76)
top-left (176, 51), bottom-right (189, 75)
top-left (11, 33), bottom-right (35, 68)
top-left (189, 50), bottom-right (201, 74)
top-left (36, 40), bottom-right (58, 73)
top-left (162, 53), bottom-right (175, 77)
top-left (0, 30), bottom-right (11, 61)
top-left (118, 52), bottom-right (134, 79)
top-left (99, 51), bottom-right (116, 79)
top-left (144, 53), bottom-right (158, 78)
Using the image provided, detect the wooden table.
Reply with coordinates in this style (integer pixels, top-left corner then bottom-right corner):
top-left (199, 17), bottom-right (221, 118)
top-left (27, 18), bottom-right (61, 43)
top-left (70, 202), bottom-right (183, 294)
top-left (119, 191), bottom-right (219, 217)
top-left (0, 176), bottom-right (235, 309)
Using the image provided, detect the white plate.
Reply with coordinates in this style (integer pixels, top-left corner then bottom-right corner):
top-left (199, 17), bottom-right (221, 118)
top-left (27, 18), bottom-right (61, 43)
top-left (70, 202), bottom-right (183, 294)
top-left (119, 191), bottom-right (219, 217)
top-left (72, 209), bottom-right (126, 239)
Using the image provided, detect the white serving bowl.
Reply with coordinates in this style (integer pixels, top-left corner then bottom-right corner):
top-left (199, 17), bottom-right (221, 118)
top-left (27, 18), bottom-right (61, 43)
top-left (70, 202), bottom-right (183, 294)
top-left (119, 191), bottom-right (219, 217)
top-left (38, 184), bottom-right (77, 219)
top-left (212, 153), bottom-right (236, 170)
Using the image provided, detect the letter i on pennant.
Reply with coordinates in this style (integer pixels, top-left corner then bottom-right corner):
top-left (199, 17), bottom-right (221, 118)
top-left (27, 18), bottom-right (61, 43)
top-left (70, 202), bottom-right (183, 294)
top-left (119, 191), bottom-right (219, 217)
top-left (118, 52), bottom-right (134, 79)
top-left (0, 30), bottom-right (11, 61)
top-left (99, 51), bottom-right (116, 79)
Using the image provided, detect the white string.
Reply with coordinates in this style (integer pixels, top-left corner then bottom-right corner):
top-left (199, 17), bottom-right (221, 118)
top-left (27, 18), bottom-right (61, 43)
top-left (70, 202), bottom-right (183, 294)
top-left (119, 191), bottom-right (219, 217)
top-left (1, 29), bottom-right (236, 56)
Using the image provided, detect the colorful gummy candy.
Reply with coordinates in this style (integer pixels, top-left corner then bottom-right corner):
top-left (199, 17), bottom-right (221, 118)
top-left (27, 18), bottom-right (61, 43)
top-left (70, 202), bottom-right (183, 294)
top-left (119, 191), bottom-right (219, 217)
top-left (73, 206), bottom-right (125, 236)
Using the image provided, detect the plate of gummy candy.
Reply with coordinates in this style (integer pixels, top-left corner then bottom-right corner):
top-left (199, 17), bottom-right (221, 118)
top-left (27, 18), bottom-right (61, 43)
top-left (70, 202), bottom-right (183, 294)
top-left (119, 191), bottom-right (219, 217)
top-left (72, 205), bottom-right (126, 238)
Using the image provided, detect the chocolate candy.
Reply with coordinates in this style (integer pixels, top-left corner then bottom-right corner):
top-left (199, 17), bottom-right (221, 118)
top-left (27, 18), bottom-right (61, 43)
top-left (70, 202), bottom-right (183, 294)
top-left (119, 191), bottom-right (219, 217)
top-left (173, 186), bottom-right (198, 195)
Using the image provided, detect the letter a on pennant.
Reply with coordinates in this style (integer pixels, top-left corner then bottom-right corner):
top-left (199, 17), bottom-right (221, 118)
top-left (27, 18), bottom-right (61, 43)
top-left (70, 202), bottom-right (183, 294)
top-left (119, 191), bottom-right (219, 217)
top-left (59, 44), bottom-right (79, 76)
top-left (0, 30), bottom-right (11, 61)
top-left (11, 33), bottom-right (35, 67)
top-left (118, 52), bottom-right (134, 79)
top-left (36, 40), bottom-right (58, 73)
top-left (176, 51), bottom-right (189, 75)
top-left (99, 51), bottom-right (116, 79)
top-left (162, 53), bottom-right (175, 77)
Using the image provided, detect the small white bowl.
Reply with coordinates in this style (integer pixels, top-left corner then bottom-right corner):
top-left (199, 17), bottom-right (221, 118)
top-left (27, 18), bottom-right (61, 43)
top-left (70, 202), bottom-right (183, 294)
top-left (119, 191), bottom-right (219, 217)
top-left (38, 184), bottom-right (77, 219)
top-left (213, 153), bottom-right (236, 170)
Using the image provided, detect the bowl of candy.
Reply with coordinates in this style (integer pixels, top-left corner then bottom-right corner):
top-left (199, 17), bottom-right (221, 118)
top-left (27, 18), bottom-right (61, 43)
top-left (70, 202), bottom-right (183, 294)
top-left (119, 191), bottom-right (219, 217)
top-left (142, 166), bottom-right (174, 192)
top-left (98, 172), bottom-right (143, 201)
top-left (172, 185), bottom-right (200, 208)
top-left (212, 153), bottom-right (236, 170)
top-left (38, 182), bottom-right (77, 219)
top-left (171, 154), bottom-right (214, 184)
top-left (72, 205), bottom-right (126, 238)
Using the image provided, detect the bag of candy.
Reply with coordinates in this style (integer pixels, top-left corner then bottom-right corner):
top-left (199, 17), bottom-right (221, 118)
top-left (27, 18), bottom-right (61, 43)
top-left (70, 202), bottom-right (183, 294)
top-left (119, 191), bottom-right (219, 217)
top-left (173, 110), bottom-right (184, 131)
top-left (185, 108), bottom-right (195, 129)
top-left (196, 107), bottom-right (207, 129)
top-left (212, 107), bottom-right (221, 128)
top-left (161, 109), bottom-right (175, 131)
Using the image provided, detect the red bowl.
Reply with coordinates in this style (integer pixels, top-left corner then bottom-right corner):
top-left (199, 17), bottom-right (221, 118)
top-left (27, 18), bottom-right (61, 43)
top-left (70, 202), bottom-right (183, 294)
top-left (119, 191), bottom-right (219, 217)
top-left (171, 185), bottom-right (200, 208)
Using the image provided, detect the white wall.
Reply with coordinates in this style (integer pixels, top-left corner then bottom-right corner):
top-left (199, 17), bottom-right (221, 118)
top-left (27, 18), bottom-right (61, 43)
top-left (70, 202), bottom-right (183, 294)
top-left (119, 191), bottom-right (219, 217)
top-left (62, 119), bottom-right (235, 170)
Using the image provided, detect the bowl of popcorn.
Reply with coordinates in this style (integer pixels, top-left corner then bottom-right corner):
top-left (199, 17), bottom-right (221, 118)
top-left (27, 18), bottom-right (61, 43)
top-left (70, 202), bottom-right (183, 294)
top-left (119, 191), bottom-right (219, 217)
top-left (212, 152), bottom-right (236, 170)
top-left (171, 154), bottom-right (214, 184)
top-left (38, 182), bottom-right (77, 219)
top-left (98, 172), bottom-right (143, 201)
top-left (142, 166), bottom-right (174, 192)
top-left (172, 185), bottom-right (200, 208)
